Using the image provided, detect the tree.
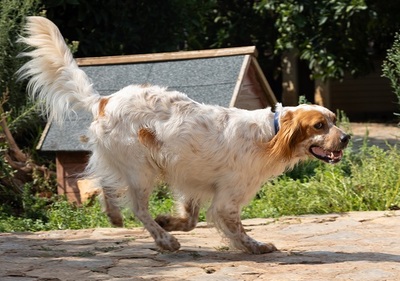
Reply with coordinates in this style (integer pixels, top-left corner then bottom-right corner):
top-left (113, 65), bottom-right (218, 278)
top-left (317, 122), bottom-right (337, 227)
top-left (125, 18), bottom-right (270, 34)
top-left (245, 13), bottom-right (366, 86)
top-left (44, 0), bottom-right (207, 57)
top-left (42, 0), bottom-right (400, 85)
top-left (0, 0), bottom-right (38, 109)
top-left (42, 0), bottom-right (283, 93)
top-left (257, 0), bottom-right (400, 80)
top-left (186, 0), bottom-right (281, 92)
top-left (0, 0), bottom-right (54, 207)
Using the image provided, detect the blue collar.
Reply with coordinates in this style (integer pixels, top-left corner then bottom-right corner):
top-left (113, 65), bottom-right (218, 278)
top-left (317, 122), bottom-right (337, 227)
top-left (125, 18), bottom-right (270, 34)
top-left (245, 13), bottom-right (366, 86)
top-left (274, 111), bottom-right (280, 134)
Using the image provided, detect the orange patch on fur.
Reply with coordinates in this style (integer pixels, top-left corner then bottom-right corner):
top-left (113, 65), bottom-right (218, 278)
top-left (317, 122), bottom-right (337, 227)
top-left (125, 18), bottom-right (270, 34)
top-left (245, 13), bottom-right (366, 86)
top-left (98, 98), bottom-right (109, 117)
top-left (138, 128), bottom-right (160, 149)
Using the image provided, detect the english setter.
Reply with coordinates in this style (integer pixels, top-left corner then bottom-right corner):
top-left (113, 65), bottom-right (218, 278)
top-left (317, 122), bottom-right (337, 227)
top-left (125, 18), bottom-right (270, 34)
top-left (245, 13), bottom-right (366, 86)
top-left (18, 17), bottom-right (350, 254)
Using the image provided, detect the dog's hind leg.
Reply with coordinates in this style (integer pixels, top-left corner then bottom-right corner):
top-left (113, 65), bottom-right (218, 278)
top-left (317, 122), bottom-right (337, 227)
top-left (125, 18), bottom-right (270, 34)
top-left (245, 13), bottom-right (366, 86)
top-left (101, 187), bottom-right (123, 227)
top-left (208, 192), bottom-right (277, 254)
top-left (155, 198), bottom-right (200, 232)
top-left (127, 180), bottom-right (181, 252)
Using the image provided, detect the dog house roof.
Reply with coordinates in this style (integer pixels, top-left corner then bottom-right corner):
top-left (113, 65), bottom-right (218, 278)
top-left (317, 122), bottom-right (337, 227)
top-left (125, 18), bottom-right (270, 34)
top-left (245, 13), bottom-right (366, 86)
top-left (37, 46), bottom-right (277, 152)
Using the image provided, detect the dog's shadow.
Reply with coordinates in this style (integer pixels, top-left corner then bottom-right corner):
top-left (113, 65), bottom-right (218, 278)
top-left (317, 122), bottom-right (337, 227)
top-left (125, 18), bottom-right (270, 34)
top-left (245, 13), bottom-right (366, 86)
top-left (268, 250), bottom-right (400, 265)
top-left (160, 248), bottom-right (400, 265)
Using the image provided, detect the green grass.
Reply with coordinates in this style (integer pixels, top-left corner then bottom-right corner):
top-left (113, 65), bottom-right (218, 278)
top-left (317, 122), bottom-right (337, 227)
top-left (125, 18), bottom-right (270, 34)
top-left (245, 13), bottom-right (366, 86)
top-left (1, 142), bottom-right (399, 232)
top-left (0, 184), bottom-right (176, 232)
top-left (243, 144), bottom-right (400, 218)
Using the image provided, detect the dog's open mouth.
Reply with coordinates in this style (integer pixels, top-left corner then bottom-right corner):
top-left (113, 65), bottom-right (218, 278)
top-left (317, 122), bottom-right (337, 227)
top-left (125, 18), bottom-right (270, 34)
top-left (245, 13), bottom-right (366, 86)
top-left (309, 146), bottom-right (343, 164)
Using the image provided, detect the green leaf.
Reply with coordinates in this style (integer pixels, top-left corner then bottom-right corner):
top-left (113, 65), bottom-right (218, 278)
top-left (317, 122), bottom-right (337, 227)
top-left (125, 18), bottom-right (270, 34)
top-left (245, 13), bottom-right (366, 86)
top-left (319, 16), bottom-right (328, 26)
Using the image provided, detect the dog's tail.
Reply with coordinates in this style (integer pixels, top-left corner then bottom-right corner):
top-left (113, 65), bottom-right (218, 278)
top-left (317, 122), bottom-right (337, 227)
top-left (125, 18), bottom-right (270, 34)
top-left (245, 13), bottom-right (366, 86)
top-left (17, 16), bottom-right (100, 123)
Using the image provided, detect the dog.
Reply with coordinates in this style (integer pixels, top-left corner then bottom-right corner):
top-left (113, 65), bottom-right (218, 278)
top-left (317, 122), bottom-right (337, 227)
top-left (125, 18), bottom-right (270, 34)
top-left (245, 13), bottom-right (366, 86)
top-left (18, 16), bottom-right (350, 254)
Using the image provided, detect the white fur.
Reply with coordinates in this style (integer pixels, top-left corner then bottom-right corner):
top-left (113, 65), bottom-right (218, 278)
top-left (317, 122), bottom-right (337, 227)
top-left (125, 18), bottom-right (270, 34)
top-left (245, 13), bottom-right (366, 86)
top-left (18, 17), bottom-right (349, 254)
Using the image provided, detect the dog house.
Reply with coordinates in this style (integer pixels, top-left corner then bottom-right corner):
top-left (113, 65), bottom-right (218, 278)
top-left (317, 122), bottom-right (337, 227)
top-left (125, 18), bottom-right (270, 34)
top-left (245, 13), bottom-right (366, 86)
top-left (37, 46), bottom-right (278, 203)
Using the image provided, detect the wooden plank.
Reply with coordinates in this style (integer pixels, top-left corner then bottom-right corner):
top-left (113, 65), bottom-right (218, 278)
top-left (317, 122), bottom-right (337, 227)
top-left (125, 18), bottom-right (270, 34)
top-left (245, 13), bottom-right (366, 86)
top-left (250, 57), bottom-right (278, 107)
top-left (56, 154), bottom-right (66, 195)
top-left (245, 65), bottom-right (267, 102)
top-left (55, 152), bottom-right (88, 203)
top-left (64, 163), bottom-right (86, 204)
top-left (328, 57), bottom-right (395, 113)
top-left (330, 73), bottom-right (396, 113)
top-left (36, 119), bottom-right (52, 150)
top-left (56, 152), bottom-right (89, 164)
top-left (230, 55), bottom-right (252, 107)
top-left (64, 192), bottom-right (82, 203)
top-left (76, 46), bottom-right (258, 66)
top-left (234, 60), bottom-right (278, 109)
top-left (235, 87), bottom-right (264, 110)
top-left (235, 66), bottom-right (268, 110)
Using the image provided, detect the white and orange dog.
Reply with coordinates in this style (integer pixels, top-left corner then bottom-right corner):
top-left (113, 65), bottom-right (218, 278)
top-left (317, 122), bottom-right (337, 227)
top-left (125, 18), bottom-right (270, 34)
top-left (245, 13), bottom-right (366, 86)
top-left (18, 17), bottom-right (350, 254)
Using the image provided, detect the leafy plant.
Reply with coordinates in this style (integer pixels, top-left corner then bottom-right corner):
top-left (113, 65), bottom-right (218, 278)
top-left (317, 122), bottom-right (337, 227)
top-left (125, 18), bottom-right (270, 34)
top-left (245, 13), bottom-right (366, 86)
top-left (260, 0), bottom-right (370, 80)
top-left (243, 143), bottom-right (400, 219)
top-left (382, 31), bottom-right (400, 115)
top-left (0, 0), bottom-right (40, 109)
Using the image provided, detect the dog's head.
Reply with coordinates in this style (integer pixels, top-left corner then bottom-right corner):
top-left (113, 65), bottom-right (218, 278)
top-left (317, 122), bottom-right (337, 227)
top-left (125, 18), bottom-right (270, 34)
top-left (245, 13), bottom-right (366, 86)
top-left (268, 104), bottom-right (350, 164)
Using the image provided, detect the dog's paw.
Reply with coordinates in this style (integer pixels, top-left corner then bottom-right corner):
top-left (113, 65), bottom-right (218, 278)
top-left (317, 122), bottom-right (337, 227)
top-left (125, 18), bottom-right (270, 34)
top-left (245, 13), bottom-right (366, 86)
top-left (107, 212), bottom-right (124, 227)
top-left (233, 239), bottom-right (278, 254)
top-left (156, 234), bottom-right (181, 252)
top-left (253, 242), bottom-right (277, 254)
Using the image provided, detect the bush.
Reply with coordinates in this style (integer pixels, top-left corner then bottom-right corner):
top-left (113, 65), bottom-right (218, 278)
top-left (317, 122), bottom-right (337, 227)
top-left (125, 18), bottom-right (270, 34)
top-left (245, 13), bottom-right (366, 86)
top-left (243, 143), bottom-right (400, 218)
top-left (0, 185), bottom-right (177, 232)
top-left (382, 31), bottom-right (400, 115)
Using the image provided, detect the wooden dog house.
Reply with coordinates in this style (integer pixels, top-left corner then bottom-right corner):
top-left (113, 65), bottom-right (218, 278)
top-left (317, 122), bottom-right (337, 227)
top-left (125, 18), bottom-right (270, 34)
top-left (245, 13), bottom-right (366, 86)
top-left (37, 46), bottom-right (278, 203)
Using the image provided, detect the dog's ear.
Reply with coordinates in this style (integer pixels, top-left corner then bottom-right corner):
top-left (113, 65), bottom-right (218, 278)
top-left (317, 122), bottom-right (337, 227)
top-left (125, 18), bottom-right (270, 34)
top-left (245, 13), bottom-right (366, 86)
top-left (266, 111), bottom-right (305, 161)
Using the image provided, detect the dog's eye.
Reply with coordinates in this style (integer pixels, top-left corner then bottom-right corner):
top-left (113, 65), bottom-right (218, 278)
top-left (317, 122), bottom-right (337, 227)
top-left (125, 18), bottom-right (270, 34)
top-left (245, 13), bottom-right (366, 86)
top-left (314, 122), bottom-right (324, 129)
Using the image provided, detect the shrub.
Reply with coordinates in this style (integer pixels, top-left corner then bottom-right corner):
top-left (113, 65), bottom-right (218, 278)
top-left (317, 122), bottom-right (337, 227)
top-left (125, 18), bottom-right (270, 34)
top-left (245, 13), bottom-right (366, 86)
top-left (243, 143), bottom-right (400, 218)
top-left (382, 31), bottom-right (400, 115)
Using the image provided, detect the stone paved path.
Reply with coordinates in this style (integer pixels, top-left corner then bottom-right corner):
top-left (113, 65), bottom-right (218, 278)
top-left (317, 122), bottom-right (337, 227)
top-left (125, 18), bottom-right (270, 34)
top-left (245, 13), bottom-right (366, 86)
top-left (1, 211), bottom-right (400, 281)
top-left (1, 123), bottom-right (399, 281)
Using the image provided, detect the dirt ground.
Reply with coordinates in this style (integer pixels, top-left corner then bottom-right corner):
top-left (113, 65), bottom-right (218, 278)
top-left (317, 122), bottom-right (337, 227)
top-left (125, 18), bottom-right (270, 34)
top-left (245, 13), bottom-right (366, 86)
top-left (349, 122), bottom-right (399, 149)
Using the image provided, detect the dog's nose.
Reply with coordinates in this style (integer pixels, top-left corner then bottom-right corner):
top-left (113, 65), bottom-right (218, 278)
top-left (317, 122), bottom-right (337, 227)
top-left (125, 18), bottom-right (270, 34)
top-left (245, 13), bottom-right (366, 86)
top-left (340, 133), bottom-right (351, 144)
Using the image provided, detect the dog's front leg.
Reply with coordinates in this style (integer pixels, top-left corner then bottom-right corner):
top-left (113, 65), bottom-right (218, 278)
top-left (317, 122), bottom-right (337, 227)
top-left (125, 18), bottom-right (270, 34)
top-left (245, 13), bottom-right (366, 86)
top-left (209, 196), bottom-right (277, 254)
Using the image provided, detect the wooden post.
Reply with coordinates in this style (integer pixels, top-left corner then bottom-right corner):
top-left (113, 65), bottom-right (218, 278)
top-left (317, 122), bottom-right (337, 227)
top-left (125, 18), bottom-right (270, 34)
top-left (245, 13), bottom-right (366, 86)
top-left (55, 152), bottom-right (89, 203)
top-left (314, 79), bottom-right (331, 108)
top-left (281, 50), bottom-right (299, 106)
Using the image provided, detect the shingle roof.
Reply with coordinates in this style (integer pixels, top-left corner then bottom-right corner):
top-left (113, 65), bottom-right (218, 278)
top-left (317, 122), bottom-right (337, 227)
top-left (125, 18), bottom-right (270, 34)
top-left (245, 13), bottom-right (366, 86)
top-left (37, 47), bottom-right (275, 152)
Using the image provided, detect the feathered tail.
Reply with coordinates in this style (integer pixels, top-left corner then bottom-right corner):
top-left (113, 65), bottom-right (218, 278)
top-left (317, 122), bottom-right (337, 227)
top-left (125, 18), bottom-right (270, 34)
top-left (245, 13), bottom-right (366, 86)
top-left (17, 16), bottom-right (100, 123)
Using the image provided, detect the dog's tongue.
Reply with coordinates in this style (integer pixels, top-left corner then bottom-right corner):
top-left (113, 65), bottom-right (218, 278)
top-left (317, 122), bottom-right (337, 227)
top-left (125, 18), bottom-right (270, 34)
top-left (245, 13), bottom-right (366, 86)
top-left (311, 147), bottom-right (343, 160)
top-left (330, 150), bottom-right (343, 159)
top-left (311, 146), bottom-right (328, 157)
